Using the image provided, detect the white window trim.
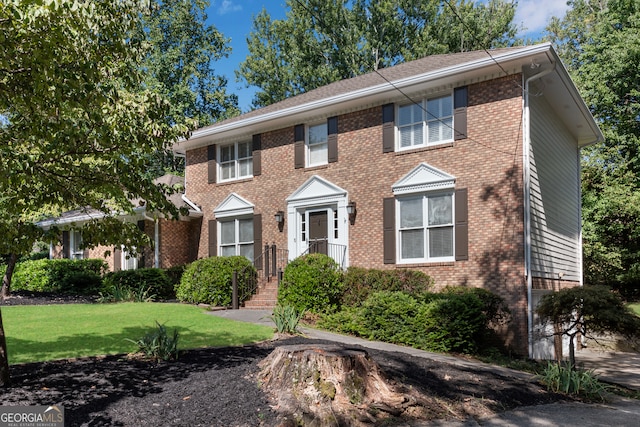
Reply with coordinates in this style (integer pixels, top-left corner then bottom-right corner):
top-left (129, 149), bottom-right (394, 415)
top-left (306, 122), bottom-right (328, 167)
top-left (218, 141), bottom-right (253, 182)
top-left (396, 92), bottom-right (454, 151)
top-left (121, 246), bottom-right (138, 270)
top-left (396, 191), bottom-right (456, 264)
top-left (70, 229), bottom-right (84, 260)
top-left (218, 216), bottom-right (254, 261)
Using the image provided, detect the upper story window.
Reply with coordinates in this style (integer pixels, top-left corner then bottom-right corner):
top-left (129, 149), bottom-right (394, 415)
top-left (397, 94), bottom-right (453, 150)
top-left (307, 123), bottom-right (328, 166)
top-left (219, 141), bottom-right (252, 182)
top-left (398, 193), bottom-right (454, 262)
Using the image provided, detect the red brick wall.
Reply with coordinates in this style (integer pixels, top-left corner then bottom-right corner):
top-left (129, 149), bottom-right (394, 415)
top-left (185, 74), bottom-right (534, 353)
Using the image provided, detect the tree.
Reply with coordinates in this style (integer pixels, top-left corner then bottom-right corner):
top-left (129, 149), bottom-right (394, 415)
top-left (545, 0), bottom-right (640, 297)
top-left (138, 0), bottom-right (239, 178)
top-left (0, 0), bottom-right (192, 386)
top-left (536, 286), bottom-right (640, 369)
top-left (238, 0), bottom-right (519, 108)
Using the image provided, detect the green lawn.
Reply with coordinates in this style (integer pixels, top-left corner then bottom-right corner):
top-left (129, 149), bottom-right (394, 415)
top-left (2, 303), bottom-right (273, 364)
top-left (630, 303), bottom-right (640, 316)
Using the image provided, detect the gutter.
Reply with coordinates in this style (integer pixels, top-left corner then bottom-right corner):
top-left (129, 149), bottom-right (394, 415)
top-left (523, 64), bottom-right (556, 359)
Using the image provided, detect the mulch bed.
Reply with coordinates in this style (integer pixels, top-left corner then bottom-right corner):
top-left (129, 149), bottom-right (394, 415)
top-left (0, 292), bottom-right (567, 426)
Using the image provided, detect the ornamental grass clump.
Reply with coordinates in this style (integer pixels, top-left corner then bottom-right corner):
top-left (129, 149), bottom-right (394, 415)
top-left (127, 322), bottom-right (179, 362)
top-left (537, 362), bottom-right (610, 401)
top-left (269, 304), bottom-right (305, 334)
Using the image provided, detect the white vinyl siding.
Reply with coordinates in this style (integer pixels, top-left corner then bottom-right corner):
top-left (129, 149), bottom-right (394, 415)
top-left (219, 142), bottom-right (252, 181)
top-left (397, 94), bottom-right (453, 150)
top-left (529, 95), bottom-right (581, 281)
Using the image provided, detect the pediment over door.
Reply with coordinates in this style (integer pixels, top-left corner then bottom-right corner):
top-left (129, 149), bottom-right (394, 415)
top-left (392, 163), bottom-right (456, 195)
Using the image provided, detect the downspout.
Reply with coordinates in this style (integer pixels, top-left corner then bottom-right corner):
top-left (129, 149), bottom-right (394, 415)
top-left (523, 64), bottom-right (555, 358)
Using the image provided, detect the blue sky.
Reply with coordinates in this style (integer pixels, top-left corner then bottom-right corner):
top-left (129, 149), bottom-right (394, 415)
top-left (206, 0), bottom-right (570, 112)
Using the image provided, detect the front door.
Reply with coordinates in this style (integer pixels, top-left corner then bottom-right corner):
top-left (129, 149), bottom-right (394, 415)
top-left (308, 210), bottom-right (328, 255)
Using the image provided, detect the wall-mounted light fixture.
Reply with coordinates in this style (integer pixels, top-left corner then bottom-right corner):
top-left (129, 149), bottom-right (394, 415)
top-left (275, 210), bottom-right (285, 232)
top-left (346, 201), bottom-right (357, 225)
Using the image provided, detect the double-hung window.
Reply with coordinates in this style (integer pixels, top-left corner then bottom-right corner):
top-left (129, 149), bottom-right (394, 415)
top-left (307, 123), bottom-right (328, 166)
top-left (219, 217), bottom-right (254, 261)
top-left (219, 141), bottom-right (252, 182)
top-left (398, 193), bottom-right (454, 262)
top-left (397, 94), bottom-right (453, 149)
top-left (70, 229), bottom-right (84, 260)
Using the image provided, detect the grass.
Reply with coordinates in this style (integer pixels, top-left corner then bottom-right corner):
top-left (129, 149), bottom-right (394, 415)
top-left (629, 303), bottom-right (640, 316)
top-left (2, 303), bottom-right (273, 365)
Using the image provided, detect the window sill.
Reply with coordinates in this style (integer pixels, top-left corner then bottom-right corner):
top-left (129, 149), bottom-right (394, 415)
top-left (304, 164), bottom-right (329, 172)
top-left (216, 177), bottom-right (253, 186)
top-left (395, 142), bottom-right (454, 156)
top-left (395, 261), bottom-right (455, 268)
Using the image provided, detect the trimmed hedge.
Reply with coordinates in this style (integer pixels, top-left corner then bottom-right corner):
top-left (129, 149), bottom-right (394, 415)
top-left (9, 259), bottom-right (107, 294)
top-left (103, 268), bottom-right (175, 300)
top-left (278, 253), bottom-right (343, 314)
top-left (176, 256), bottom-right (255, 306)
top-left (341, 267), bottom-right (433, 307)
top-left (320, 286), bottom-right (510, 355)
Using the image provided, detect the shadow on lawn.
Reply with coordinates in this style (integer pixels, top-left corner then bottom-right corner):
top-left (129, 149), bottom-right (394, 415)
top-left (6, 326), bottom-right (272, 365)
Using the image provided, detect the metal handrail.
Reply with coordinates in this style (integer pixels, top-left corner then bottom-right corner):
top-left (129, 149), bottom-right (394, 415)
top-left (300, 239), bottom-right (347, 269)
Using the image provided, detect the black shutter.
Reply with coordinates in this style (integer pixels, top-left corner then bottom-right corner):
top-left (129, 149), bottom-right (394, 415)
top-left (208, 219), bottom-right (217, 257)
top-left (294, 124), bottom-right (305, 169)
top-left (327, 116), bottom-right (338, 163)
top-left (253, 214), bottom-right (262, 270)
top-left (455, 188), bottom-right (469, 261)
top-left (383, 197), bottom-right (396, 264)
top-left (207, 144), bottom-right (216, 183)
top-left (62, 231), bottom-right (70, 259)
top-left (252, 134), bottom-right (262, 176)
top-left (113, 247), bottom-right (121, 271)
top-left (454, 86), bottom-right (468, 141)
top-left (382, 103), bottom-right (395, 153)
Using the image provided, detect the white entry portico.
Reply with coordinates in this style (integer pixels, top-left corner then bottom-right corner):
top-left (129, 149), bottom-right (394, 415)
top-left (286, 176), bottom-right (349, 268)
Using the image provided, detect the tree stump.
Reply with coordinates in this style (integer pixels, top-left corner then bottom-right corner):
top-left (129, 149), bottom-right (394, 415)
top-left (258, 344), bottom-right (410, 426)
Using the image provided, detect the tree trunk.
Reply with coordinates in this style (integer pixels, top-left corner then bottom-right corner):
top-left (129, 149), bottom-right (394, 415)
top-left (1, 253), bottom-right (18, 300)
top-left (0, 309), bottom-right (10, 386)
top-left (259, 344), bottom-right (419, 426)
top-left (568, 334), bottom-right (576, 371)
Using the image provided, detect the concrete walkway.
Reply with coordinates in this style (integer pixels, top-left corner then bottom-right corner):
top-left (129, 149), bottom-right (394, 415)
top-left (208, 308), bottom-right (640, 426)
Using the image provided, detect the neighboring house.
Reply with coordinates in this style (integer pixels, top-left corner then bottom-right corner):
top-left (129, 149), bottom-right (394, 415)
top-left (40, 174), bottom-right (203, 271)
top-left (172, 42), bottom-right (602, 358)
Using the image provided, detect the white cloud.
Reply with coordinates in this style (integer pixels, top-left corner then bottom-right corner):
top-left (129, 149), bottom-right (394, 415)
top-left (513, 0), bottom-right (570, 36)
top-left (217, 0), bottom-right (242, 15)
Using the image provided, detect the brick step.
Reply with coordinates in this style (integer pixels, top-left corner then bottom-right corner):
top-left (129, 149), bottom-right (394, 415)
top-left (243, 279), bottom-right (279, 309)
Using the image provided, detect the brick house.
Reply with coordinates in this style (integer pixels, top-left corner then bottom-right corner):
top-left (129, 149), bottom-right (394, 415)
top-left (173, 43), bottom-right (602, 358)
top-left (42, 174), bottom-right (203, 271)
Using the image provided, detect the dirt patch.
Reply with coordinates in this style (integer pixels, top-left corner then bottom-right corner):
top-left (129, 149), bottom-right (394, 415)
top-left (0, 292), bottom-right (567, 426)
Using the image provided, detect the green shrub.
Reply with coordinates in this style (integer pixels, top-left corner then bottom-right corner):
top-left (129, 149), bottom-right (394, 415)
top-left (176, 256), bottom-right (255, 306)
top-left (269, 304), bottom-right (305, 334)
top-left (278, 253), bottom-right (343, 314)
top-left (318, 306), bottom-right (366, 336)
top-left (10, 259), bottom-right (106, 294)
top-left (165, 265), bottom-right (186, 288)
top-left (537, 362), bottom-right (609, 401)
top-left (98, 283), bottom-right (155, 303)
top-left (416, 292), bottom-right (487, 353)
top-left (358, 291), bottom-right (420, 343)
top-left (103, 268), bottom-right (174, 300)
top-left (127, 322), bottom-right (179, 362)
top-left (441, 286), bottom-right (511, 327)
top-left (341, 267), bottom-right (433, 307)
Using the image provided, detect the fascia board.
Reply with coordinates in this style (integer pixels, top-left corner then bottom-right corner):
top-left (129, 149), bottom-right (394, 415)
top-left (175, 44), bottom-right (557, 152)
